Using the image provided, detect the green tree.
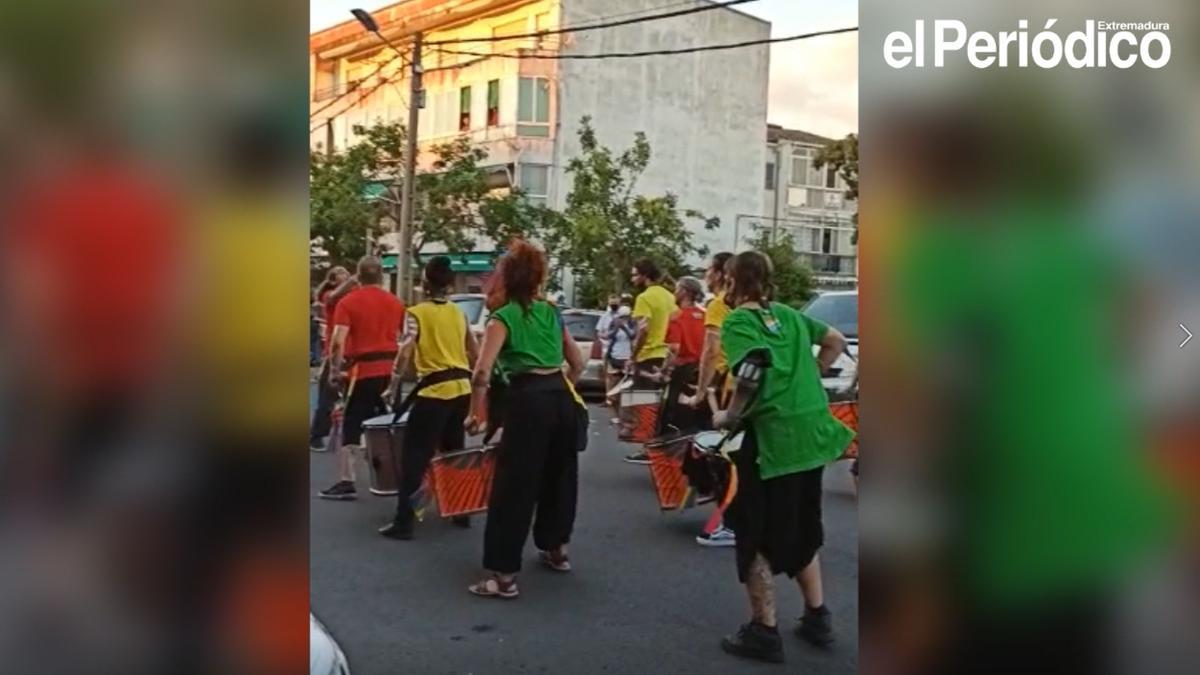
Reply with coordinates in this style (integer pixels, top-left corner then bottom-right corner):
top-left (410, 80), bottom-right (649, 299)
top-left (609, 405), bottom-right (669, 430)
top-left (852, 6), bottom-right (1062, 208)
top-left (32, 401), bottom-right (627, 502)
top-left (310, 122), bottom-right (552, 269)
top-left (546, 116), bottom-right (717, 307)
top-left (748, 228), bottom-right (816, 307)
top-left (814, 133), bottom-right (859, 243)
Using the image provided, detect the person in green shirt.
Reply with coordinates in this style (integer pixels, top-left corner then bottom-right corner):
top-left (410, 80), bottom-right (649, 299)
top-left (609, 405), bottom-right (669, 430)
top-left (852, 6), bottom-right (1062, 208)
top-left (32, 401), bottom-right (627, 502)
top-left (713, 251), bottom-right (854, 664)
top-left (463, 240), bottom-right (586, 600)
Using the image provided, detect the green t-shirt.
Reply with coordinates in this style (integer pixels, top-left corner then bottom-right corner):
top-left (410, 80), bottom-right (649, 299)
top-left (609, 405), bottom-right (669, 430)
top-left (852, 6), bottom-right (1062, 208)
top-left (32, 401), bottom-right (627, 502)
top-left (632, 284), bottom-right (677, 362)
top-left (490, 300), bottom-right (564, 375)
top-left (721, 303), bottom-right (854, 479)
top-left (899, 205), bottom-right (1171, 608)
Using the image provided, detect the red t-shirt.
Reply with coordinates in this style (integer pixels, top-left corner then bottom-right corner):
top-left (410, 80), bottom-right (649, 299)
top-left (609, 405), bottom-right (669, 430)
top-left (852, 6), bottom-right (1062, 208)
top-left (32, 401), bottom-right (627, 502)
top-left (332, 286), bottom-right (406, 379)
top-left (666, 307), bottom-right (707, 366)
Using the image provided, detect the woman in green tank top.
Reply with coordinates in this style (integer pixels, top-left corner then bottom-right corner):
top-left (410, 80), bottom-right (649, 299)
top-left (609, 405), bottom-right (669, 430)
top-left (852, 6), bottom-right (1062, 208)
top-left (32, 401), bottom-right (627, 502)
top-left (464, 241), bottom-right (586, 599)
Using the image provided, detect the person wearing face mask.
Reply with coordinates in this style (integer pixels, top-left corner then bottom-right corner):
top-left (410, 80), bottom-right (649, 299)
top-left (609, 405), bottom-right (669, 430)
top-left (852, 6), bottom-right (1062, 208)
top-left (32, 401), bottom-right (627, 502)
top-left (594, 293), bottom-right (620, 382)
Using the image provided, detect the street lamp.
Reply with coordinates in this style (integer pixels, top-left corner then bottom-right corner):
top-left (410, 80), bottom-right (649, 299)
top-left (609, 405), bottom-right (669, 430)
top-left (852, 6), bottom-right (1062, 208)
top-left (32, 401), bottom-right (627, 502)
top-left (350, 8), bottom-right (422, 302)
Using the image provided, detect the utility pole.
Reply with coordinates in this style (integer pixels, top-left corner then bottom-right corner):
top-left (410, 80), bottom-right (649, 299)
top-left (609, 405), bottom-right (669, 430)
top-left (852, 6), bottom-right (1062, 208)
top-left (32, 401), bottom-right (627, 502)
top-left (351, 9), bottom-right (423, 302)
top-left (396, 33), bottom-right (422, 303)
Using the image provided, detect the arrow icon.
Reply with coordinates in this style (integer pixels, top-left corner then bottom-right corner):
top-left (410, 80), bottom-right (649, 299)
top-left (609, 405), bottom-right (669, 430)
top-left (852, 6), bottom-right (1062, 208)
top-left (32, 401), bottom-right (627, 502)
top-left (1181, 324), bottom-right (1193, 348)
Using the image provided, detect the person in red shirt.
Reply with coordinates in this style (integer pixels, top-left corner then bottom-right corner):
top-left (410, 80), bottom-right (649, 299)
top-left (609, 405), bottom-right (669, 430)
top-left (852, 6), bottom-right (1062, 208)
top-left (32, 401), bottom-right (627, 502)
top-left (310, 266), bottom-right (351, 448)
top-left (661, 276), bottom-right (708, 434)
top-left (318, 256), bottom-right (405, 500)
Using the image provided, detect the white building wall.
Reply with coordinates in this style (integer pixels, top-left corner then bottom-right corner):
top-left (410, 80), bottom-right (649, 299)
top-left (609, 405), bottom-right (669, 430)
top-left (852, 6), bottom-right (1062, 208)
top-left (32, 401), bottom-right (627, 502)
top-left (555, 0), bottom-right (770, 259)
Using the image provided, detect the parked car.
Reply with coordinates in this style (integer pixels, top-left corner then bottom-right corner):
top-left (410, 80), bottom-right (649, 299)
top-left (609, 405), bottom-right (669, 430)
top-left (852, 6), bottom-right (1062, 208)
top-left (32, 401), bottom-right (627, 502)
top-left (450, 293), bottom-right (488, 339)
top-left (561, 309), bottom-right (605, 390)
top-left (802, 290), bottom-right (858, 398)
top-left (311, 613), bottom-right (351, 675)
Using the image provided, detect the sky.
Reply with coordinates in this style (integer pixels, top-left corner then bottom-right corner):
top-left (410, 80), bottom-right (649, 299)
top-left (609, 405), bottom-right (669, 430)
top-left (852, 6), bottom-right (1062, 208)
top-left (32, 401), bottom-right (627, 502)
top-left (310, 0), bottom-right (858, 138)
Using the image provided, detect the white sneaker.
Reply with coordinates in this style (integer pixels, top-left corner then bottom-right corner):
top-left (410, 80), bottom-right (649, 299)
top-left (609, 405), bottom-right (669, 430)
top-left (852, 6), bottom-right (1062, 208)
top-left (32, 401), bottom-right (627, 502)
top-left (696, 526), bottom-right (736, 547)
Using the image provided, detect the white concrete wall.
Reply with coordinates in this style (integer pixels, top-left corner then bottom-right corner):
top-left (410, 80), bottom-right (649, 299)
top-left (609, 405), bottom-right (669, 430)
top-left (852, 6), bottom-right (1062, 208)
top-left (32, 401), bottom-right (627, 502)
top-left (555, 0), bottom-right (770, 260)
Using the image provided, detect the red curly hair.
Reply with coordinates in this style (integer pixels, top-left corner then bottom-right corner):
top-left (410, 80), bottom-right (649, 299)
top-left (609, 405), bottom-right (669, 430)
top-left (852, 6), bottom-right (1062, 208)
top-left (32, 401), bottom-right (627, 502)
top-left (485, 239), bottom-right (547, 310)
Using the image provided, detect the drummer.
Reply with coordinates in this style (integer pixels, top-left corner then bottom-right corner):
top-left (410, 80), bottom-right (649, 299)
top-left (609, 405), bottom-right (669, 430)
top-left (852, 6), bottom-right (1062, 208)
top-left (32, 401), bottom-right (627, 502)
top-left (712, 250), bottom-right (854, 664)
top-left (685, 252), bottom-right (738, 547)
top-left (318, 256), bottom-right (405, 501)
top-left (660, 276), bottom-right (707, 435)
top-left (378, 256), bottom-right (478, 539)
top-left (464, 240), bottom-right (586, 599)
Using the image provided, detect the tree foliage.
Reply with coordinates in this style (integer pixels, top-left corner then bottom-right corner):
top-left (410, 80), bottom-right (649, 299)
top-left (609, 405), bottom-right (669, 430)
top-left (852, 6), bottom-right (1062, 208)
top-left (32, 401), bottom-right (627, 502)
top-left (814, 133), bottom-right (859, 244)
top-left (545, 116), bottom-right (716, 307)
top-left (748, 228), bottom-right (816, 307)
top-left (310, 122), bottom-right (553, 269)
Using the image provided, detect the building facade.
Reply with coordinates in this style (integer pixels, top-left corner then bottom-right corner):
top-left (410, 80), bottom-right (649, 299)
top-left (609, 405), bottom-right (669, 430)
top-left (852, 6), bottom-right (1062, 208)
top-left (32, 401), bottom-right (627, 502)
top-left (309, 0), bottom-right (770, 271)
top-left (751, 124), bottom-right (857, 289)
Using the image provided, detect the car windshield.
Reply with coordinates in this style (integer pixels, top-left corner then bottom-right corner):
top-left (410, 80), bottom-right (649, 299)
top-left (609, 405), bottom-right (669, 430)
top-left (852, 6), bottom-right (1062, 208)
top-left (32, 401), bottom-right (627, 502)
top-left (802, 294), bottom-right (858, 339)
top-left (562, 313), bottom-right (599, 343)
top-left (451, 296), bottom-right (484, 324)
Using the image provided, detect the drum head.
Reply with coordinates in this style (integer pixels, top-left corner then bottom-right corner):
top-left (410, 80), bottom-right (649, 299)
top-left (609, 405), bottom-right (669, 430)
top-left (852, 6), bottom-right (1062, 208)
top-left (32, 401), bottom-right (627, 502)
top-left (362, 412), bottom-right (407, 429)
top-left (692, 430), bottom-right (744, 453)
top-left (692, 431), bottom-right (724, 452)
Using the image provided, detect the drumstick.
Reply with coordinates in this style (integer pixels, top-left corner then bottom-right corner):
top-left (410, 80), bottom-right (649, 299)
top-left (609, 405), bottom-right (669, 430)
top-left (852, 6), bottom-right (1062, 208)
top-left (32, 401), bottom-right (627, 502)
top-left (706, 386), bottom-right (720, 413)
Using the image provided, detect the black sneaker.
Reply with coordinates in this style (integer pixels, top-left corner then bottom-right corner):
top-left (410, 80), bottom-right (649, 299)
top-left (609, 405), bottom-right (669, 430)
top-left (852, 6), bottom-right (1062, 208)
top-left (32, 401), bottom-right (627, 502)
top-left (795, 605), bottom-right (834, 647)
top-left (318, 481), bottom-right (357, 501)
top-left (309, 438), bottom-right (327, 452)
top-left (623, 451), bottom-right (651, 465)
top-left (721, 622), bottom-right (784, 663)
top-left (378, 521), bottom-right (414, 540)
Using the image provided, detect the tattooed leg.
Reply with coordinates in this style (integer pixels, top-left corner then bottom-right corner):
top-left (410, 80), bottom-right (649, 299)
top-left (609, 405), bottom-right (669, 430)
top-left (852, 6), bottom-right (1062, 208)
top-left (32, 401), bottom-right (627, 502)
top-left (745, 554), bottom-right (777, 627)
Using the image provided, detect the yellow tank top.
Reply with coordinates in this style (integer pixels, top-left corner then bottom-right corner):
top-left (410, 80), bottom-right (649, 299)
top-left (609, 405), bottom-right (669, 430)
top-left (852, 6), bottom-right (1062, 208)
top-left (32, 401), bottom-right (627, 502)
top-left (409, 300), bottom-right (471, 400)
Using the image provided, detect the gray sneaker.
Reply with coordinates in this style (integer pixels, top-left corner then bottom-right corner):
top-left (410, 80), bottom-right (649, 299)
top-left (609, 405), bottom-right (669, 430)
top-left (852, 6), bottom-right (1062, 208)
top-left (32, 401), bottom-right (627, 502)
top-left (696, 526), bottom-right (736, 547)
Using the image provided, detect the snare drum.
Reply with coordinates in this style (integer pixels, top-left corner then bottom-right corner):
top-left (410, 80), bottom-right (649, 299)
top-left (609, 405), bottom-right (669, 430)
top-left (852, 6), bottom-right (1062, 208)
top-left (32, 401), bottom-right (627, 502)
top-left (427, 445), bottom-right (496, 518)
top-left (361, 412), bottom-right (408, 496)
top-left (619, 389), bottom-right (661, 442)
top-left (643, 434), bottom-right (692, 511)
top-left (828, 400), bottom-right (859, 459)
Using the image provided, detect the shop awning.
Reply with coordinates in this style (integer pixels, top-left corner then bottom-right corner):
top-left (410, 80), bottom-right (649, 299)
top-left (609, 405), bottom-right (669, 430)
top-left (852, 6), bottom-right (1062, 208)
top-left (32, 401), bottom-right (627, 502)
top-left (382, 251), bottom-right (497, 273)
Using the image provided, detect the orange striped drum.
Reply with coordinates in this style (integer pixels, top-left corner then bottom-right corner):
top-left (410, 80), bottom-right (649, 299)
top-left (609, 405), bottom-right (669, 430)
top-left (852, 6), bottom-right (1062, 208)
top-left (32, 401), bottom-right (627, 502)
top-left (644, 435), bottom-right (692, 511)
top-left (619, 389), bottom-right (661, 443)
top-left (829, 400), bottom-right (859, 459)
top-left (428, 445), bottom-right (496, 518)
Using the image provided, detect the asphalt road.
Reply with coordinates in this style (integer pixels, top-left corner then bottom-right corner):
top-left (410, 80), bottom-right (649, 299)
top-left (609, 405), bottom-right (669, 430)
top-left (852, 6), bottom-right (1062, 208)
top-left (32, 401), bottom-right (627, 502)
top-left (310, 399), bottom-right (859, 675)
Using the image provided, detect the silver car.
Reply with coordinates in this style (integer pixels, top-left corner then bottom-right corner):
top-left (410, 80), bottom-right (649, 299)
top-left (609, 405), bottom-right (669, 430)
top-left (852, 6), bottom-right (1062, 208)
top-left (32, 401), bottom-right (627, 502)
top-left (561, 309), bottom-right (605, 390)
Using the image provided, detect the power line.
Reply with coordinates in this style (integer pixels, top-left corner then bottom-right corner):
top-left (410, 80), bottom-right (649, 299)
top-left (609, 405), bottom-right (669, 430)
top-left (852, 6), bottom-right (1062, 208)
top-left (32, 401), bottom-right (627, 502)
top-left (431, 26), bottom-right (858, 61)
top-left (310, 50), bottom-right (410, 120)
top-left (424, 0), bottom-right (758, 45)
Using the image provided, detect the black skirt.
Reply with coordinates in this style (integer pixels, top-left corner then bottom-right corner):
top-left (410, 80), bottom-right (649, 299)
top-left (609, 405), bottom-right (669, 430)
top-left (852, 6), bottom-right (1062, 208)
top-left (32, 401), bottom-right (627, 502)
top-left (725, 424), bottom-right (825, 583)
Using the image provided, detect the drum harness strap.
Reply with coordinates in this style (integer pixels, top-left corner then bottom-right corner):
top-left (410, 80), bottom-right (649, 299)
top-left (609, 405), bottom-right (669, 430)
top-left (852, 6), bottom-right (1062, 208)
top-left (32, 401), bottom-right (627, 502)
top-left (390, 367), bottom-right (473, 422)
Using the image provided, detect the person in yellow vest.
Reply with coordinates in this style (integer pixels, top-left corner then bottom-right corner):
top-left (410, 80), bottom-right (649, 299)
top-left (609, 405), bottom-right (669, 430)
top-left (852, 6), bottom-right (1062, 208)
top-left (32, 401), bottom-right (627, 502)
top-left (379, 256), bottom-right (479, 540)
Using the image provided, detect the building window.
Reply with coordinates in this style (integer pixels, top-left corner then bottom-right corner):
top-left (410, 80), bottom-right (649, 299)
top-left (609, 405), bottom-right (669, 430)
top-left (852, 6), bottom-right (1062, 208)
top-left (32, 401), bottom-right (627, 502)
top-left (790, 156), bottom-right (809, 186)
top-left (810, 227), bottom-right (821, 252)
top-left (764, 162), bottom-right (776, 190)
top-left (825, 166), bottom-right (838, 189)
top-left (459, 86), bottom-right (472, 131)
top-left (517, 77), bottom-right (550, 137)
top-left (486, 80), bottom-right (500, 127)
top-left (518, 164), bottom-right (550, 207)
top-left (822, 228), bottom-right (834, 254)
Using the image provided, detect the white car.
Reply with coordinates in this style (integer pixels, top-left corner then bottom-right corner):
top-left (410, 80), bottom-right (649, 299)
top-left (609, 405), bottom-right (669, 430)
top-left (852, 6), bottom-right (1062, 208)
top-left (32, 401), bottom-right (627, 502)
top-left (311, 613), bottom-right (350, 675)
top-left (802, 290), bottom-right (858, 399)
top-left (560, 309), bottom-right (605, 390)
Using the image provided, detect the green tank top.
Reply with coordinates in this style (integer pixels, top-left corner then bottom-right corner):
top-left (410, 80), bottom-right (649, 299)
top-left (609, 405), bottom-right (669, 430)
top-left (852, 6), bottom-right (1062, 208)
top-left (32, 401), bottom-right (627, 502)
top-left (490, 300), bottom-right (564, 374)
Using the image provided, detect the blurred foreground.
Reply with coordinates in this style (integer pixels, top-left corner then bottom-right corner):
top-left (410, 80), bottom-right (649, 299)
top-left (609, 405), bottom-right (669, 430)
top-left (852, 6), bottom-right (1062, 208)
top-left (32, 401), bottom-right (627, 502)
top-left (0, 2), bottom-right (308, 673)
top-left (861, 2), bottom-right (1200, 675)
